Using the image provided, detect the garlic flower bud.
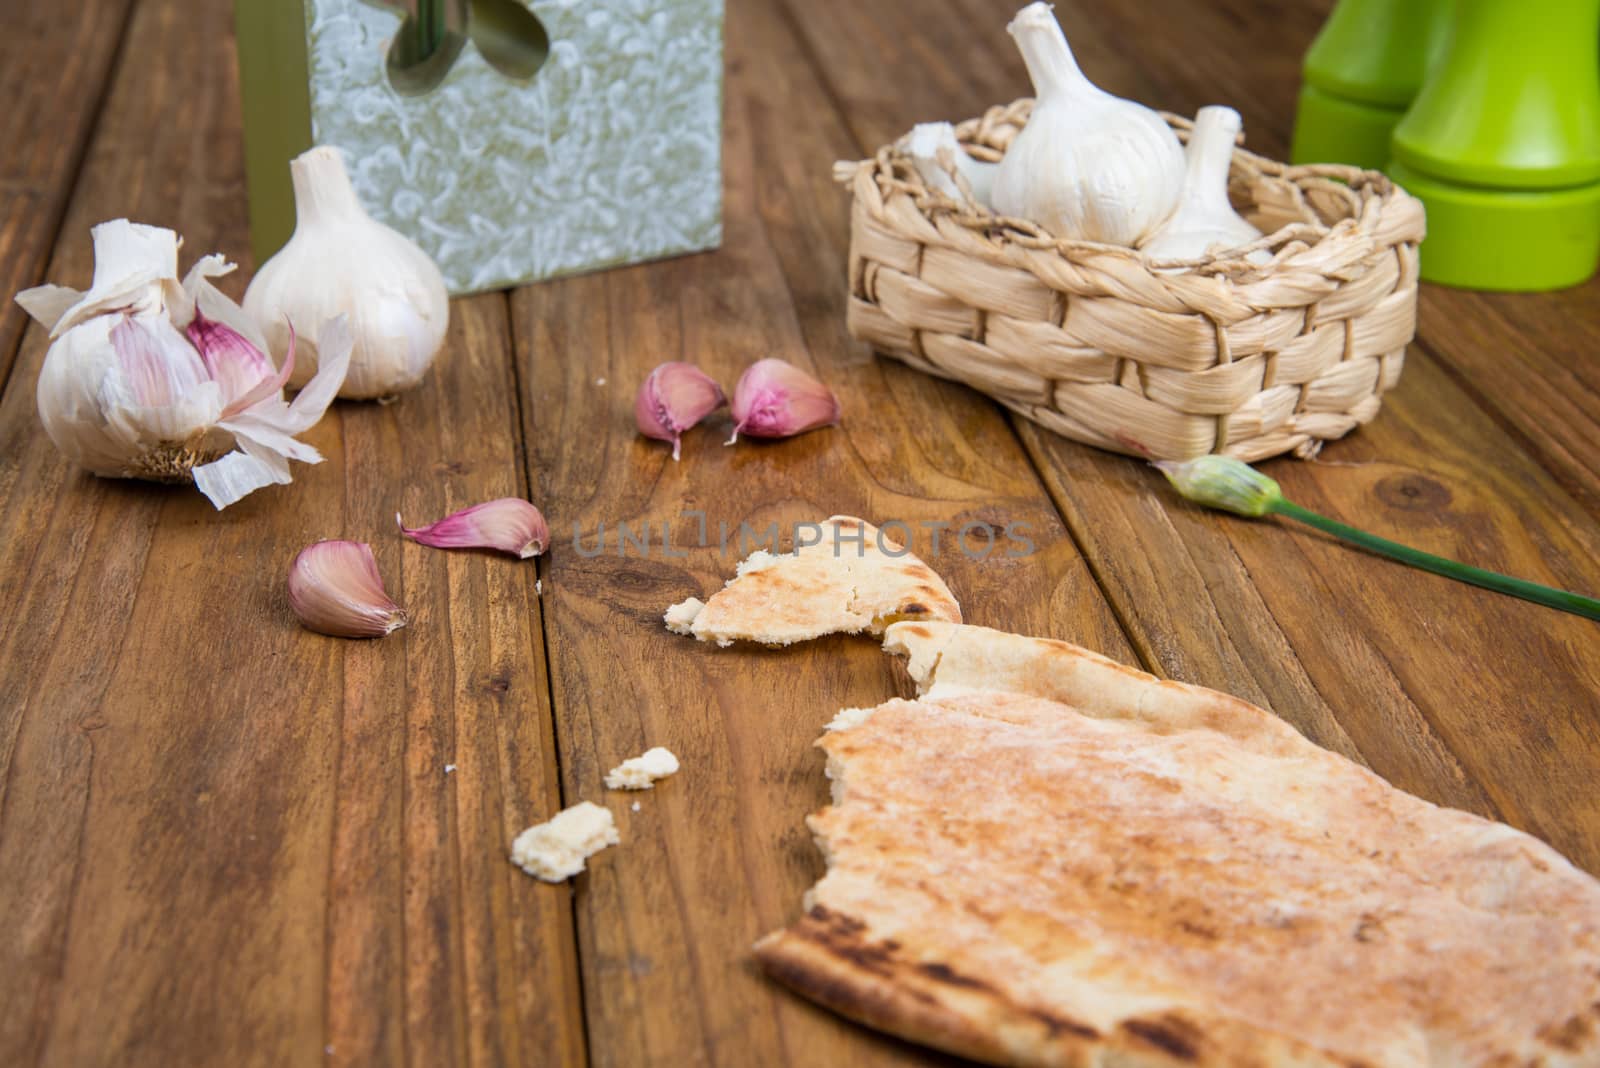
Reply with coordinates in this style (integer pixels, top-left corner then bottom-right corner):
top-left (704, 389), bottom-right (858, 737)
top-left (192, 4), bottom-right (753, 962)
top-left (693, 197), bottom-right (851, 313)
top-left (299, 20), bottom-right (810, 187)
top-left (990, 2), bottom-right (1186, 246)
top-left (244, 146), bottom-right (449, 400)
top-left (1140, 106), bottom-right (1270, 266)
top-left (1154, 456), bottom-right (1283, 517)
top-left (14, 219), bottom-right (352, 509)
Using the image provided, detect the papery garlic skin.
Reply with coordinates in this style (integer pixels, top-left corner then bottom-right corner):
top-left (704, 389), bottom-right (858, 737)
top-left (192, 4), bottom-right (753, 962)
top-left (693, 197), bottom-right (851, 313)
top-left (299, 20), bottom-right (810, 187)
top-left (726, 358), bottom-right (841, 444)
top-left (635, 361), bottom-right (726, 460)
top-left (288, 540), bottom-right (408, 638)
top-left (15, 219), bottom-right (352, 508)
top-left (244, 146), bottom-right (449, 400)
top-left (398, 498), bottom-right (550, 558)
top-left (1140, 106), bottom-right (1270, 266)
top-left (908, 122), bottom-right (996, 208)
top-left (990, 3), bottom-right (1185, 246)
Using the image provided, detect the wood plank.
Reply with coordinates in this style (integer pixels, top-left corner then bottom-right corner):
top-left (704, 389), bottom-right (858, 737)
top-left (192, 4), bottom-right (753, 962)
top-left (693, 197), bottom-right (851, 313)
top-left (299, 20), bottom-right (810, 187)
top-left (510, 1), bottom-right (1135, 1064)
top-left (1413, 275), bottom-right (1600, 516)
top-left (782, 0), bottom-right (1600, 873)
top-left (0, 0), bottom-right (137, 390)
top-left (0, 0), bottom-right (583, 1064)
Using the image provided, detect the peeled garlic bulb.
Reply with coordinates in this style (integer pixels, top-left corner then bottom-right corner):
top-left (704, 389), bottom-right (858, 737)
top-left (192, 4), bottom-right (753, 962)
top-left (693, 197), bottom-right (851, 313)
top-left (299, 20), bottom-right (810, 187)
top-left (244, 146), bottom-right (448, 400)
top-left (908, 122), bottom-right (996, 208)
top-left (1140, 106), bottom-right (1270, 265)
top-left (14, 219), bottom-right (352, 509)
top-left (990, 2), bottom-right (1185, 246)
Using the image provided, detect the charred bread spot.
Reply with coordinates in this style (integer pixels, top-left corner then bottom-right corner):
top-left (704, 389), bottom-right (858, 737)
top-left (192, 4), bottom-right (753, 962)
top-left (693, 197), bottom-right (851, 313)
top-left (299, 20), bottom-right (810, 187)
top-left (1034, 1009), bottom-right (1099, 1041)
top-left (899, 603), bottom-right (930, 616)
top-left (915, 961), bottom-right (992, 991)
top-left (1541, 1009), bottom-right (1596, 1052)
top-left (807, 905), bottom-right (866, 935)
top-left (1123, 1015), bottom-right (1201, 1060)
top-left (800, 907), bottom-right (896, 977)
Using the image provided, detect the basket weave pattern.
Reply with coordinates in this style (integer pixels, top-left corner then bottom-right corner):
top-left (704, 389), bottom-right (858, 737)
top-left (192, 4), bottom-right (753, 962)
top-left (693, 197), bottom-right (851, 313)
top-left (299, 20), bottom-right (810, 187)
top-left (839, 101), bottom-right (1426, 461)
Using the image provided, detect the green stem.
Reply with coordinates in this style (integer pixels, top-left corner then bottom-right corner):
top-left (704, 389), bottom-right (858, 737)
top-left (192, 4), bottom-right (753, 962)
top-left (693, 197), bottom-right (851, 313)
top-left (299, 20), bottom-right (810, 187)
top-left (1271, 499), bottom-right (1600, 621)
top-left (417, 0), bottom-right (445, 58)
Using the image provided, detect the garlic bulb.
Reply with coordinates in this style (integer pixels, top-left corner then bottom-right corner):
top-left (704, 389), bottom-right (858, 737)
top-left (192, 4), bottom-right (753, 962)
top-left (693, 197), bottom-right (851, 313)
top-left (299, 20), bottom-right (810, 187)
top-left (990, 2), bottom-right (1186, 246)
top-left (908, 122), bottom-right (996, 208)
top-left (14, 219), bottom-right (351, 509)
top-left (1140, 106), bottom-right (1270, 265)
top-left (244, 146), bottom-right (448, 400)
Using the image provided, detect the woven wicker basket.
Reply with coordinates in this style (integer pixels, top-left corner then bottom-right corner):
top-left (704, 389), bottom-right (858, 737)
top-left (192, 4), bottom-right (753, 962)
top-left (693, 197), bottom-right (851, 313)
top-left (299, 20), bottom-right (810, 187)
top-left (837, 101), bottom-right (1426, 461)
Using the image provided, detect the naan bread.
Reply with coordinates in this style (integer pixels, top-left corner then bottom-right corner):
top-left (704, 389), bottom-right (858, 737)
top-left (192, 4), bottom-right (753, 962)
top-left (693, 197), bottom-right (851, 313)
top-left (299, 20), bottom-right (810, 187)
top-left (756, 622), bottom-right (1600, 1067)
top-left (664, 516), bottom-right (959, 646)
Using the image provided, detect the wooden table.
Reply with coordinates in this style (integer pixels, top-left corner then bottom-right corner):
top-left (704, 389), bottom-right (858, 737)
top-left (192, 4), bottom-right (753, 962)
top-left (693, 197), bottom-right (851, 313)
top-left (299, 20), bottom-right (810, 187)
top-left (3, 0), bottom-right (1597, 1064)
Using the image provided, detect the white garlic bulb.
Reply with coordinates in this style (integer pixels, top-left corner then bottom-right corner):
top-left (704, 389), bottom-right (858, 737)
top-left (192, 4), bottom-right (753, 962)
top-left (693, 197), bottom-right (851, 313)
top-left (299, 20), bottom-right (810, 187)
top-left (990, 2), bottom-right (1186, 246)
top-left (14, 219), bottom-right (352, 509)
top-left (908, 122), bottom-right (997, 208)
top-left (1140, 106), bottom-right (1271, 265)
top-left (244, 146), bottom-right (448, 400)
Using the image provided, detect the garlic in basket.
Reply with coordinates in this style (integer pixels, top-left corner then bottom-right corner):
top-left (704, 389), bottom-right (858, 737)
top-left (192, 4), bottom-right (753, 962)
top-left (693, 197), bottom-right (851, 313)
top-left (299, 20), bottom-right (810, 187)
top-left (1140, 106), bottom-right (1270, 266)
top-left (908, 122), bottom-right (996, 208)
top-left (14, 219), bottom-right (352, 510)
top-left (244, 146), bottom-right (448, 400)
top-left (990, 2), bottom-right (1185, 246)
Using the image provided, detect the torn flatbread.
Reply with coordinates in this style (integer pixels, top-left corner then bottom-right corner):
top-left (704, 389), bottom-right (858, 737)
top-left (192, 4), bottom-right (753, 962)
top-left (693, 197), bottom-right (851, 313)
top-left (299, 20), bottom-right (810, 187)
top-left (664, 516), bottom-right (959, 646)
top-left (756, 621), bottom-right (1600, 1068)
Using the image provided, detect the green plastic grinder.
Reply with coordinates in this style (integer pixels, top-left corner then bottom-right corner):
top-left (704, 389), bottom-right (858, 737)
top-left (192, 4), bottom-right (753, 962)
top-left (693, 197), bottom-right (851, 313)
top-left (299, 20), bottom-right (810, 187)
top-left (1389, 0), bottom-right (1600, 290)
top-left (1292, 0), bottom-right (1452, 171)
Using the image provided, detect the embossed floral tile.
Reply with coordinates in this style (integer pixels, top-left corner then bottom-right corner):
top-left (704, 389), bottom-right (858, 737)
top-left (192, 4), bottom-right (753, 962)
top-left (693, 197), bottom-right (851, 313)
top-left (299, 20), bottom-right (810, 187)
top-left (267, 0), bottom-right (724, 293)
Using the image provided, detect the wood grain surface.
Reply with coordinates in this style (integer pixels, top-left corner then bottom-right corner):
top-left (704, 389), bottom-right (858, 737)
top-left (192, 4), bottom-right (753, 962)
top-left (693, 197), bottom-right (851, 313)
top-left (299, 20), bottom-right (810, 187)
top-left (0, 0), bottom-right (1596, 1065)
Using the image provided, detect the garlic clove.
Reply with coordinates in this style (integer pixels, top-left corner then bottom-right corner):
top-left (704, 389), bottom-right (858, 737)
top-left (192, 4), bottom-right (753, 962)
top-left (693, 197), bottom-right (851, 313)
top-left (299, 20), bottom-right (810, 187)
top-left (398, 498), bottom-right (550, 558)
top-left (287, 540), bottom-right (408, 638)
top-left (908, 122), bottom-right (996, 208)
top-left (635, 362), bottom-right (726, 460)
top-left (726, 358), bottom-right (841, 444)
top-left (109, 315), bottom-right (209, 407)
top-left (1139, 106), bottom-right (1270, 267)
top-left (187, 309), bottom-right (295, 417)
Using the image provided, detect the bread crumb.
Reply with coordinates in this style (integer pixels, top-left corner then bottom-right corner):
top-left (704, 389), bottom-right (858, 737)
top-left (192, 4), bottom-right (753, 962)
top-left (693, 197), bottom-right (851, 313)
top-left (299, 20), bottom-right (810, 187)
top-left (605, 746), bottom-right (680, 790)
top-left (511, 801), bottom-right (619, 882)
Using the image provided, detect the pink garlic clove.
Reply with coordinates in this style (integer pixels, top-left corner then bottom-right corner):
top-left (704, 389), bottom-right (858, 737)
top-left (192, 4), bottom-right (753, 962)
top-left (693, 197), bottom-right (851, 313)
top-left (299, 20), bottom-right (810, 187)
top-left (726, 358), bottom-right (841, 444)
top-left (398, 497), bottom-right (549, 559)
top-left (635, 361), bottom-right (726, 461)
top-left (287, 540), bottom-right (407, 638)
top-left (109, 315), bottom-right (209, 407)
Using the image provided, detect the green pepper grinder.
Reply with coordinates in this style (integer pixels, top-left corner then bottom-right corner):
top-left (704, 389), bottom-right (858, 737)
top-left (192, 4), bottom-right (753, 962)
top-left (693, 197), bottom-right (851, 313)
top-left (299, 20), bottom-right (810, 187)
top-left (1291, 0), bottom-right (1453, 171)
top-left (1389, 0), bottom-right (1600, 290)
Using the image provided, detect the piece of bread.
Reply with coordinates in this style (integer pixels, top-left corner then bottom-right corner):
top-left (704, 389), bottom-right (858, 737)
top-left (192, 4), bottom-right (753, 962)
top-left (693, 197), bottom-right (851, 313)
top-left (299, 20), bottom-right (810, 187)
top-left (756, 622), bottom-right (1600, 1067)
top-left (664, 516), bottom-right (959, 646)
